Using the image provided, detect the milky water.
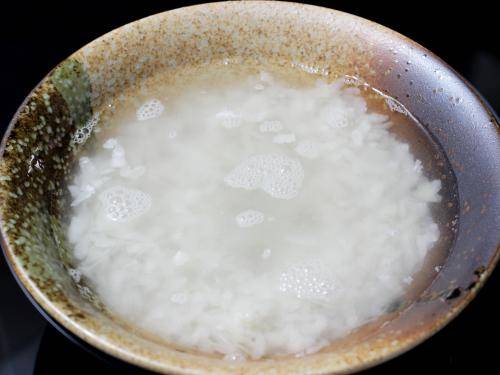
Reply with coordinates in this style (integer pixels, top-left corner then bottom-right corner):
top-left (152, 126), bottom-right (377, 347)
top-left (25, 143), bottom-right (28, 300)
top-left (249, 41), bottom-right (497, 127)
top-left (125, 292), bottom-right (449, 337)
top-left (67, 69), bottom-right (441, 360)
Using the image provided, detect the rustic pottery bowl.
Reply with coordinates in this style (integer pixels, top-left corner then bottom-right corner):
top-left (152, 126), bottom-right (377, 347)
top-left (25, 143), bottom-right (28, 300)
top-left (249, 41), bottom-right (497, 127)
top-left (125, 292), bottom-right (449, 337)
top-left (1, 1), bottom-right (499, 374)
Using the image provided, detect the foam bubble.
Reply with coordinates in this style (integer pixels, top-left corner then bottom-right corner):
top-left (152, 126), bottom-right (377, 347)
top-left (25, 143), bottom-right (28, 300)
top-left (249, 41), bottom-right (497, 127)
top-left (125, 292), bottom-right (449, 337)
top-left (136, 99), bottom-right (164, 121)
top-left (68, 268), bottom-right (81, 283)
top-left (99, 186), bottom-right (152, 222)
top-left (235, 209), bottom-right (265, 228)
top-left (215, 110), bottom-right (242, 129)
top-left (224, 154), bottom-right (304, 199)
top-left (279, 260), bottom-right (336, 301)
top-left (73, 112), bottom-right (99, 144)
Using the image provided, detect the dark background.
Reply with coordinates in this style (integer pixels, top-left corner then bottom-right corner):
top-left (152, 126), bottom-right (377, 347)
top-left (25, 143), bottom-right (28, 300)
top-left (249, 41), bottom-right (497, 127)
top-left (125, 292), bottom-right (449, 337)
top-left (1, 1), bottom-right (498, 374)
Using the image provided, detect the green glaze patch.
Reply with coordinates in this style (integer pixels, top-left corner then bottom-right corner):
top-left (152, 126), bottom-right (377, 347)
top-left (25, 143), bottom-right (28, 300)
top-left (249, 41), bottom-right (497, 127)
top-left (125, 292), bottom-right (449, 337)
top-left (0, 59), bottom-right (102, 312)
top-left (52, 59), bottom-right (93, 128)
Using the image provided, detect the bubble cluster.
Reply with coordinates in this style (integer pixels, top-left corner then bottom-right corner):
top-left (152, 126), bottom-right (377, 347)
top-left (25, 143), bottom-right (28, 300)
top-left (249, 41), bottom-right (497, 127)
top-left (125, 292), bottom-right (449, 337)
top-left (279, 260), bottom-right (336, 301)
top-left (99, 186), bottom-right (152, 222)
top-left (136, 99), bottom-right (164, 121)
top-left (215, 110), bottom-right (242, 129)
top-left (224, 154), bottom-right (304, 199)
top-left (73, 112), bottom-right (99, 144)
top-left (235, 209), bottom-right (265, 228)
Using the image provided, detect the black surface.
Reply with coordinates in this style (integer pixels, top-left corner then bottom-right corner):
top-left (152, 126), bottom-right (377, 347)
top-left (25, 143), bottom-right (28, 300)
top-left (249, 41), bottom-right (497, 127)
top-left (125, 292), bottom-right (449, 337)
top-left (1, 1), bottom-right (498, 374)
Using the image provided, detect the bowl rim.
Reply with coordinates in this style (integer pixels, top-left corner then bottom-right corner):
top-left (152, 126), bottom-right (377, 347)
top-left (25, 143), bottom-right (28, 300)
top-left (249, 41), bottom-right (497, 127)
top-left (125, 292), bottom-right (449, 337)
top-left (1, 1), bottom-right (499, 374)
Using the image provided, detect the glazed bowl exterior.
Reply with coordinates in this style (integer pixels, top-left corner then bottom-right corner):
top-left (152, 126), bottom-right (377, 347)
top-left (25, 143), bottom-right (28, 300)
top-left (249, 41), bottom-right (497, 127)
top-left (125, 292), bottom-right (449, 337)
top-left (1, 2), bottom-right (498, 374)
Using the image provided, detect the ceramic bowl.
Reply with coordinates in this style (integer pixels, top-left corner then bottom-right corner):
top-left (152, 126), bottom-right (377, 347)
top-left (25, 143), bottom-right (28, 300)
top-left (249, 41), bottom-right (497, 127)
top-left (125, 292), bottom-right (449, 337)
top-left (1, 2), bottom-right (498, 374)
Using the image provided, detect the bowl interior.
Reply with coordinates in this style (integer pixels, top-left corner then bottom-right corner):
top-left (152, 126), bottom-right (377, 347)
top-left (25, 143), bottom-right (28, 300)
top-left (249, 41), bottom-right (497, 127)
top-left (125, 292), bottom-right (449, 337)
top-left (1, 2), bottom-right (498, 374)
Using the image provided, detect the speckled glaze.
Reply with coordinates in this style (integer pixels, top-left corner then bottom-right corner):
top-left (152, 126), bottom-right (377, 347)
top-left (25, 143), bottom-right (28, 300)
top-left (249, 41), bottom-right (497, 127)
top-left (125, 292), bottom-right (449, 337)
top-left (1, 2), bottom-right (498, 374)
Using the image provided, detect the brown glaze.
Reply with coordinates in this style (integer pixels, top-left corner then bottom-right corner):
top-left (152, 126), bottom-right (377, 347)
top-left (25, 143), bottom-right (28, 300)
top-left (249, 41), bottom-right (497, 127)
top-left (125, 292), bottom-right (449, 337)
top-left (0, 2), bottom-right (498, 374)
